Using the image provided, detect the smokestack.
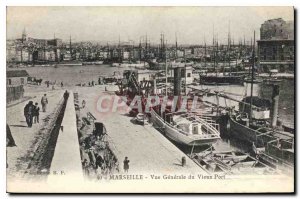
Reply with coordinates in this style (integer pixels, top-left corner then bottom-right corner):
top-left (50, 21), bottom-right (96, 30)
top-left (153, 77), bottom-right (157, 94)
top-left (173, 67), bottom-right (182, 96)
top-left (271, 84), bottom-right (280, 127)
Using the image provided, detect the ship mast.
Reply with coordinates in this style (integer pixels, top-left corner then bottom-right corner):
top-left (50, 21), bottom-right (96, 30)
top-left (69, 35), bottom-right (72, 60)
top-left (145, 33), bottom-right (148, 60)
top-left (118, 35), bottom-right (122, 63)
top-left (204, 35), bottom-right (206, 68)
top-left (216, 33), bottom-right (219, 72)
top-left (165, 36), bottom-right (168, 95)
top-left (184, 46), bottom-right (187, 95)
top-left (160, 33), bottom-right (163, 60)
top-left (139, 37), bottom-right (142, 61)
top-left (175, 32), bottom-right (178, 60)
top-left (213, 24), bottom-right (216, 74)
top-left (249, 30), bottom-right (255, 122)
top-left (228, 21), bottom-right (231, 75)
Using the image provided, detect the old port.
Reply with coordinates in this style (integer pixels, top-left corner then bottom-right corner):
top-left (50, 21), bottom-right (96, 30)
top-left (6, 14), bottom-right (295, 192)
top-left (7, 66), bottom-right (294, 187)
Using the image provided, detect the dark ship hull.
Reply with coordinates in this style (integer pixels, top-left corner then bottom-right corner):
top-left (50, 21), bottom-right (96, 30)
top-left (200, 75), bottom-right (244, 85)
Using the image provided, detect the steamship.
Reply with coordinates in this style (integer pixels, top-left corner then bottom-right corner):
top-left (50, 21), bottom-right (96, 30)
top-left (228, 96), bottom-right (272, 144)
top-left (151, 106), bottom-right (221, 146)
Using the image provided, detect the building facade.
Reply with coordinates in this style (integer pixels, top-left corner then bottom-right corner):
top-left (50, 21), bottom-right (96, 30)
top-left (6, 29), bottom-right (62, 64)
top-left (257, 18), bottom-right (294, 72)
top-left (7, 70), bottom-right (29, 86)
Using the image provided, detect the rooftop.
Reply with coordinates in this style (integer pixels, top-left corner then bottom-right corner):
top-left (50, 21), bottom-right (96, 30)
top-left (7, 70), bottom-right (29, 78)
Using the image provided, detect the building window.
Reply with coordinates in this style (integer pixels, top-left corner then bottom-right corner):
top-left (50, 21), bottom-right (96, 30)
top-left (21, 78), bottom-right (24, 85)
top-left (187, 73), bottom-right (191, 78)
top-left (272, 47), bottom-right (277, 60)
top-left (7, 79), bottom-right (12, 85)
top-left (181, 69), bottom-right (185, 78)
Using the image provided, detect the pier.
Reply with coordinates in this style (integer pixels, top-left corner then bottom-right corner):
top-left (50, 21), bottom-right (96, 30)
top-left (47, 91), bottom-right (84, 184)
top-left (75, 86), bottom-right (204, 175)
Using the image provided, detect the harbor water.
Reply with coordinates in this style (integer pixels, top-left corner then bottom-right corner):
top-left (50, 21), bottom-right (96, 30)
top-left (20, 64), bottom-right (294, 124)
top-left (21, 64), bottom-right (294, 154)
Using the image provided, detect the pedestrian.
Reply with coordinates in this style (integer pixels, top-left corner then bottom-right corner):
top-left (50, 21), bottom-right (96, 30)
top-left (46, 81), bottom-right (49, 88)
top-left (63, 90), bottom-right (69, 100)
top-left (82, 159), bottom-right (90, 177)
top-left (6, 124), bottom-right (16, 147)
top-left (123, 157), bottom-right (130, 173)
top-left (95, 154), bottom-right (104, 169)
top-left (82, 100), bottom-right (86, 109)
top-left (33, 102), bottom-right (40, 124)
top-left (24, 101), bottom-right (34, 127)
top-left (41, 94), bottom-right (48, 112)
top-left (181, 156), bottom-right (186, 167)
top-left (61, 82), bottom-right (64, 87)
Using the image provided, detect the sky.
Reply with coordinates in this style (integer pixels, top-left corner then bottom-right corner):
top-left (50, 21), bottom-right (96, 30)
top-left (6, 6), bottom-right (294, 45)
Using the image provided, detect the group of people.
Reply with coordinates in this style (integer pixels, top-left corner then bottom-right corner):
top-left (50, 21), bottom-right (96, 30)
top-left (45, 80), bottom-right (64, 90)
top-left (23, 94), bottom-right (48, 127)
top-left (88, 81), bottom-right (95, 87)
top-left (23, 101), bottom-right (40, 127)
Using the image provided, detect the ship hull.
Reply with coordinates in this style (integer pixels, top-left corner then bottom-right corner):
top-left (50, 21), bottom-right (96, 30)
top-left (151, 110), bottom-right (219, 146)
top-left (228, 115), bottom-right (258, 143)
top-left (200, 75), bottom-right (244, 85)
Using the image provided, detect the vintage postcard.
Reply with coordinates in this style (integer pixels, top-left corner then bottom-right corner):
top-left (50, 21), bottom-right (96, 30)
top-left (6, 6), bottom-right (295, 193)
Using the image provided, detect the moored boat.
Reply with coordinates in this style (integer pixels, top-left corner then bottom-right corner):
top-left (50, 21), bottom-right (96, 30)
top-left (257, 138), bottom-right (294, 173)
top-left (111, 63), bottom-right (120, 67)
top-left (191, 148), bottom-right (275, 175)
top-left (82, 61), bottom-right (104, 65)
top-left (199, 74), bottom-right (244, 85)
top-left (151, 109), bottom-right (220, 146)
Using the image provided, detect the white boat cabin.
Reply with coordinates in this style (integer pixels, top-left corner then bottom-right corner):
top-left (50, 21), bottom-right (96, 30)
top-left (173, 115), bottom-right (204, 135)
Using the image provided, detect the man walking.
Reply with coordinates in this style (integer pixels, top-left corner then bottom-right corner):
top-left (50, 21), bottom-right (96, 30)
top-left (123, 157), bottom-right (130, 173)
top-left (24, 101), bottom-right (34, 127)
top-left (33, 102), bottom-right (40, 124)
top-left (41, 94), bottom-right (48, 112)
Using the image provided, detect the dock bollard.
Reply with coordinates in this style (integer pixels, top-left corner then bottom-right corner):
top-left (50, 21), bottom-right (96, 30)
top-left (182, 157), bottom-right (186, 167)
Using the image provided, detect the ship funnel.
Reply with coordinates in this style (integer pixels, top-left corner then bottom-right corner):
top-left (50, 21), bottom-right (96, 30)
top-left (271, 84), bottom-right (280, 127)
top-left (173, 67), bottom-right (182, 96)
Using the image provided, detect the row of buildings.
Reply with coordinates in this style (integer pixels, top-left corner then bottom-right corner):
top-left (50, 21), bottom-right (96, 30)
top-left (6, 29), bottom-right (253, 65)
top-left (6, 30), bottom-right (62, 64)
top-left (6, 18), bottom-right (295, 72)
